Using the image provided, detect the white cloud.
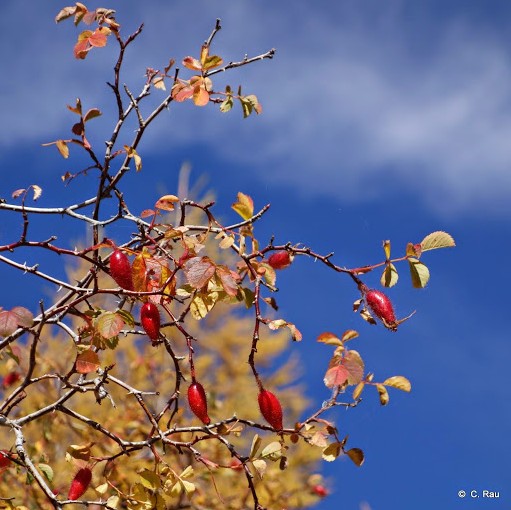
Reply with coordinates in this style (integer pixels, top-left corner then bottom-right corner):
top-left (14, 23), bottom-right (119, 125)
top-left (2, 1), bottom-right (511, 216)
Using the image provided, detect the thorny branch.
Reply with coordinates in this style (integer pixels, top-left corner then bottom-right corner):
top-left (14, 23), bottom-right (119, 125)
top-left (0, 9), bottom-right (445, 510)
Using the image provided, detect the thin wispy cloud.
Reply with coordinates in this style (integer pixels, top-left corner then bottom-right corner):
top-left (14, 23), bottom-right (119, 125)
top-left (1, 1), bottom-right (510, 216)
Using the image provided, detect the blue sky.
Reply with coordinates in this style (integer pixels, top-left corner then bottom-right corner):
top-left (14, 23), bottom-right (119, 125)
top-left (1, 1), bottom-right (511, 509)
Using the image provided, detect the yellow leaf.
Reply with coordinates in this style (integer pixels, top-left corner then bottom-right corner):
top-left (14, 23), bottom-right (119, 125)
top-left (341, 329), bottom-right (359, 342)
top-left (181, 479), bottom-right (195, 494)
top-left (376, 384), bottom-right (389, 406)
top-left (420, 231), bottom-right (456, 252)
top-left (380, 263), bottom-right (399, 287)
top-left (56, 140), bottom-right (69, 158)
top-left (95, 482), bottom-right (109, 494)
top-left (218, 234), bottom-right (235, 249)
top-left (106, 495), bottom-right (120, 509)
top-left (383, 239), bottom-right (391, 259)
top-left (252, 459), bottom-right (267, 478)
top-left (180, 465), bottom-right (194, 479)
top-left (352, 382), bottom-right (365, 400)
top-left (261, 441), bottom-right (282, 460)
top-left (231, 192), bottom-right (254, 220)
top-left (408, 258), bottom-right (430, 288)
top-left (382, 375), bottom-right (411, 392)
top-left (152, 76), bottom-right (166, 90)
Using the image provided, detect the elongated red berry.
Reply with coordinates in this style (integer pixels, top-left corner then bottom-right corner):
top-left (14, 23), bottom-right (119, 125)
top-left (311, 484), bottom-right (329, 497)
top-left (188, 381), bottom-right (211, 425)
top-left (109, 249), bottom-right (134, 290)
top-left (267, 251), bottom-right (293, 270)
top-left (258, 389), bottom-right (283, 430)
top-left (365, 289), bottom-right (396, 327)
top-left (0, 450), bottom-right (12, 469)
top-left (2, 371), bottom-right (21, 389)
top-left (68, 467), bottom-right (92, 500)
top-left (140, 302), bottom-right (160, 341)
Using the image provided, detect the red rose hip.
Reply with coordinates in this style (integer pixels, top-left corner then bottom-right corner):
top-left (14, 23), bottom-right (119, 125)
top-left (140, 302), bottom-right (161, 341)
top-left (0, 450), bottom-right (12, 469)
top-left (258, 389), bottom-right (283, 430)
top-left (109, 249), bottom-right (134, 290)
top-left (365, 289), bottom-right (396, 328)
top-left (267, 251), bottom-right (293, 270)
top-left (68, 467), bottom-right (92, 500)
top-left (188, 381), bottom-right (211, 425)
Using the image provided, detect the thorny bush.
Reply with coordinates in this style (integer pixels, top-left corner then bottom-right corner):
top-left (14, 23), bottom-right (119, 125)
top-left (0, 4), bottom-right (454, 510)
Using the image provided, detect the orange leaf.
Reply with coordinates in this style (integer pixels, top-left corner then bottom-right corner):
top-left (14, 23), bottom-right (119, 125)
top-left (182, 56), bottom-right (202, 71)
top-left (74, 38), bottom-right (91, 59)
top-left (193, 86), bottom-right (210, 107)
top-left (88, 27), bottom-right (110, 47)
top-left (172, 81), bottom-right (194, 102)
top-left (76, 350), bottom-right (100, 374)
top-left (155, 194), bottom-right (179, 212)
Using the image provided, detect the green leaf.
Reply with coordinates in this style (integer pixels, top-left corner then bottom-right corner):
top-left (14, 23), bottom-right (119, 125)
top-left (420, 231), bottom-right (456, 252)
top-left (38, 463), bottom-right (54, 483)
top-left (261, 441), bottom-right (282, 461)
top-left (249, 434), bottom-right (262, 459)
top-left (220, 96), bottom-right (233, 113)
top-left (380, 263), bottom-right (399, 287)
top-left (408, 258), bottom-right (430, 288)
top-left (383, 375), bottom-right (412, 392)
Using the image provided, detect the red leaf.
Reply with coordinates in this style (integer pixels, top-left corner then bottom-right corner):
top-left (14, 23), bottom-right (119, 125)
top-left (172, 81), bottom-right (194, 102)
top-left (323, 365), bottom-right (349, 389)
top-left (183, 257), bottom-right (216, 289)
top-left (0, 307), bottom-right (33, 337)
top-left (216, 266), bottom-right (239, 297)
